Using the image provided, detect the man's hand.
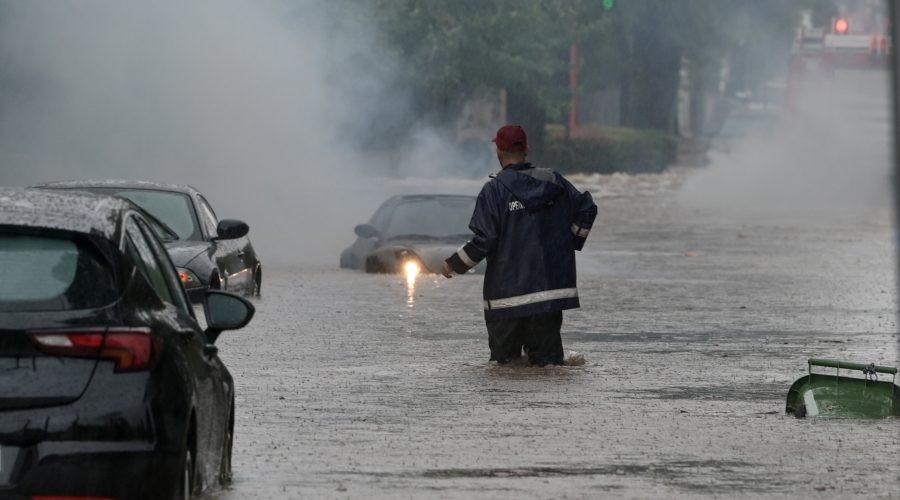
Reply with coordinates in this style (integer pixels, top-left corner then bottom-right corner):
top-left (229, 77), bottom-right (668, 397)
top-left (441, 261), bottom-right (453, 278)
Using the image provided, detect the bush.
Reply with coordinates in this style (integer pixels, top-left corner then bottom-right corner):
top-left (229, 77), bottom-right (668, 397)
top-left (542, 125), bottom-right (677, 175)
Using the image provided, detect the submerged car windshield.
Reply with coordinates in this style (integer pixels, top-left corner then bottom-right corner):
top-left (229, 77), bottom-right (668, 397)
top-left (385, 198), bottom-right (475, 239)
top-left (0, 232), bottom-right (117, 312)
top-left (89, 189), bottom-right (201, 241)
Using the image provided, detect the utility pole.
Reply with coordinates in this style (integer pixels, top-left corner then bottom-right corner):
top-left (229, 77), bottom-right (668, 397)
top-left (568, 43), bottom-right (579, 139)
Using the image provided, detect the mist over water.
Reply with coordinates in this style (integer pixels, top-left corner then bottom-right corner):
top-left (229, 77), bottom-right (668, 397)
top-left (1, 2), bottom-right (893, 267)
top-left (679, 69), bottom-right (893, 220)
top-left (0, 1), bottom-right (482, 266)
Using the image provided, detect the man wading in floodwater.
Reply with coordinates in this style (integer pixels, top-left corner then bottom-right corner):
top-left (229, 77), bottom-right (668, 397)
top-left (441, 125), bottom-right (597, 366)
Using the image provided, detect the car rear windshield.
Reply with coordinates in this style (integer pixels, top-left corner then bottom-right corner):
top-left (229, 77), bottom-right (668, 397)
top-left (385, 198), bottom-right (476, 239)
top-left (0, 233), bottom-right (117, 312)
top-left (90, 189), bottom-right (200, 241)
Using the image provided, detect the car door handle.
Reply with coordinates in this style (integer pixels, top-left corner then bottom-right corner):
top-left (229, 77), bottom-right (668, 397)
top-left (237, 251), bottom-right (245, 258)
top-left (203, 344), bottom-right (219, 358)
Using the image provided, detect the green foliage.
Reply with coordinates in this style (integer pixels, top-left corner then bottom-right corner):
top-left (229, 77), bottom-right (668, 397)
top-left (373, 0), bottom-right (608, 121)
top-left (370, 0), bottom-right (815, 147)
top-left (544, 126), bottom-right (677, 175)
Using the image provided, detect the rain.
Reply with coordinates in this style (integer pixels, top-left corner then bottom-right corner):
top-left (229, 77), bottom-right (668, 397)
top-left (0, 0), bottom-right (898, 498)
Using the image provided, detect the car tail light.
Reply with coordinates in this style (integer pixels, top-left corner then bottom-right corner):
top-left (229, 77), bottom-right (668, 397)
top-left (29, 328), bottom-right (160, 373)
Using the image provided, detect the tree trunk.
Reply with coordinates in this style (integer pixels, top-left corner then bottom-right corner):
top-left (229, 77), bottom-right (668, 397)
top-left (620, 2), bottom-right (682, 133)
top-left (689, 78), bottom-right (706, 138)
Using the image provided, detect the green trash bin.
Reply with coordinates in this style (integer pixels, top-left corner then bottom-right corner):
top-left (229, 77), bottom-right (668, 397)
top-left (785, 359), bottom-right (900, 419)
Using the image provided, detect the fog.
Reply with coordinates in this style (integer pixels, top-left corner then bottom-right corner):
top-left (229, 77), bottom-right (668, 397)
top-left (680, 69), bottom-right (893, 220)
top-left (0, 1), bottom-right (894, 266)
top-left (0, 1), bottom-right (478, 266)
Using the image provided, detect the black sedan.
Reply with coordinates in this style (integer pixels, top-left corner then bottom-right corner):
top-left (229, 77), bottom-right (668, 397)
top-left (340, 194), bottom-right (485, 275)
top-left (32, 180), bottom-right (262, 302)
top-left (0, 187), bottom-right (253, 499)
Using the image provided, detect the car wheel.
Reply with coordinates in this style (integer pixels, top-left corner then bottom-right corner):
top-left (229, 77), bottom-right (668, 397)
top-left (177, 446), bottom-right (194, 500)
top-left (220, 399), bottom-right (235, 484)
top-left (253, 266), bottom-right (262, 296)
top-left (209, 272), bottom-right (221, 290)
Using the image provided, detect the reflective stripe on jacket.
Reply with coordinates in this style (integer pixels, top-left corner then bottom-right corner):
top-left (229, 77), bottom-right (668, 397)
top-left (446, 163), bottom-right (597, 321)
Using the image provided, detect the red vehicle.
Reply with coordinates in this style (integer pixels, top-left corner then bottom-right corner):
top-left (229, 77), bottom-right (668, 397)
top-left (788, 1), bottom-right (890, 106)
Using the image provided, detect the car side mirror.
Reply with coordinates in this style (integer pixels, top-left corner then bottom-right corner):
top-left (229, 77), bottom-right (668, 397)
top-left (213, 219), bottom-right (249, 240)
top-left (203, 290), bottom-right (255, 343)
top-left (354, 223), bottom-right (380, 239)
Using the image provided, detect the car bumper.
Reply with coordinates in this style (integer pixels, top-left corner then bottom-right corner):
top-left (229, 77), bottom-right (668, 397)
top-left (0, 369), bottom-right (186, 500)
top-left (0, 440), bottom-right (179, 500)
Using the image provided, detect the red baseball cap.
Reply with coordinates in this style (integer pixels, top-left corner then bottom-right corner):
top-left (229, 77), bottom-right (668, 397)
top-left (492, 125), bottom-right (528, 152)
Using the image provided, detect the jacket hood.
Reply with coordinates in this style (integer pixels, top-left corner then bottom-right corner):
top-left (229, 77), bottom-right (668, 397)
top-left (493, 163), bottom-right (565, 212)
top-left (164, 240), bottom-right (209, 267)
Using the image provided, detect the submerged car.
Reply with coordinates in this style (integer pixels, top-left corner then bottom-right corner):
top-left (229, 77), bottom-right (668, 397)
top-left (340, 194), bottom-right (485, 275)
top-left (0, 187), bottom-right (254, 499)
top-left (32, 180), bottom-right (261, 302)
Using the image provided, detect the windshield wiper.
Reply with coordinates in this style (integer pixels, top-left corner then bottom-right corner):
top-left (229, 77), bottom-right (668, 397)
top-left (142, 211), bottom-right (180, 242)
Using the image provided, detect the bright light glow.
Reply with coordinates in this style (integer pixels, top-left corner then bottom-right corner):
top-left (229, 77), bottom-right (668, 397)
top-left (835, 18), bottom-right (848, 33)
top-left (177, 268), bottom-right (201, 289)
top-left (404, 261), bottom-right (420, 285)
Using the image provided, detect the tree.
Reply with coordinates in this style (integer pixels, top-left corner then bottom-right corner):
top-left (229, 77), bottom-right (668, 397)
top-left (372, 0), bottom-right (608, 156)
top-left (372, 0), bottom-right (820, 143)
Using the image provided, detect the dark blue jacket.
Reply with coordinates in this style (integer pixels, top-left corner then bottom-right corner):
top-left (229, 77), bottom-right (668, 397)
top-left (446, 163), bottom-right (597, 321)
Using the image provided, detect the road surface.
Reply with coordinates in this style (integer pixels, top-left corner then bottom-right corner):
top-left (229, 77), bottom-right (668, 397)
top-left (207, 69), bottom-right (899, 499)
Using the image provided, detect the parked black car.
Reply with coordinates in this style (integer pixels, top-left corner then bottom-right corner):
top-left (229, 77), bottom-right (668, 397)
top-left (0, 187), bottom-right (254, 499)
top-left (31, 180), bottom-right (262, 302)
top-left (340, 194), bottom-right (485, 275)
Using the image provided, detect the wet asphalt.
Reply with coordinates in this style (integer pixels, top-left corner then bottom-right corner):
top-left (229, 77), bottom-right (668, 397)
top-left (206, 173), bottom-right (900, 499)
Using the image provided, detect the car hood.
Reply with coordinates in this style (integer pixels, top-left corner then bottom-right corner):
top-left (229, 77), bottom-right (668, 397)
top-left (390, 237), bottom-right (485, 274)
top-left (164, 240), bottom-right (210, 267)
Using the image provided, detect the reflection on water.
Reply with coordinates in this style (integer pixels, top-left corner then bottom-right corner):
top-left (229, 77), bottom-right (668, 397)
top-left (404, 261), bottom-right (419, 307)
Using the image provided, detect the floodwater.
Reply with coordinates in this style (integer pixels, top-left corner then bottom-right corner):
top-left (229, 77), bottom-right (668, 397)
top-left (207, 174), bottom-right (899, 499)
top-left (208, 69), bottom-right (899, 499)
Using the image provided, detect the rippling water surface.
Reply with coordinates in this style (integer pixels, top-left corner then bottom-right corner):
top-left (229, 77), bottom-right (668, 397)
top-left (204, 156), bottom-right (899, 498)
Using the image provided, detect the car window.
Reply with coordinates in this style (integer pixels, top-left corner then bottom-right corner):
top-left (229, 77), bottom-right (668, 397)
top-left (368, 204), bottom-right (389, 230)
top-left (196, 196), bottom-right (219, 238)
top-left (0, 231), bottom-right (117, 312)
top-left (137, 219), bottom-right (192, 315)
top-left (91, 188), bottom-right (201, 241)
top-left (384, 198), bottom-right (476, 239)
top-left (124, 218), bottom-right (174, 305)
